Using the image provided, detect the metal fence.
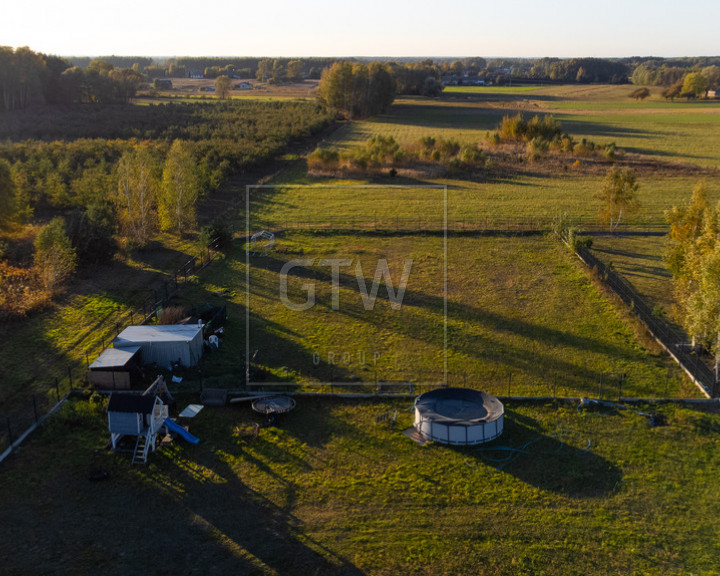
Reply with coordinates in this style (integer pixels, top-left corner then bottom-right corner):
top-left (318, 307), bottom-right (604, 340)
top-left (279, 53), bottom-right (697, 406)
top-left (573, 242), bottom-right (717, 397)
top-left (0, 236), bottom-right (226, 463)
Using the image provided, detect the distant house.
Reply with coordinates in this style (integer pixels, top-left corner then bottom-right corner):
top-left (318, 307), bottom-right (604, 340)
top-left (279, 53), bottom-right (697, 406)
top-left (153, 79), bottom-right (172, 90)
top-left (708, 89), bottom-right (718, 99)
top-left (188, 70), bottom-right (204, 79)
top-left (200, 86), bottom-right (216, 92)
top-left (235, 81), bottom-right (252, 90)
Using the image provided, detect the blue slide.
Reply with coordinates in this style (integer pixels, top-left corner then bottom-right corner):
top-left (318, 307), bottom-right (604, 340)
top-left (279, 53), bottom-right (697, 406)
top-left (164, 418), bottom-right (200, 444)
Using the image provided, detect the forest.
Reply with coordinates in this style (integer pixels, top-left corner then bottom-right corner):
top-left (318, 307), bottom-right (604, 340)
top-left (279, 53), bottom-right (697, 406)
top-left (0, 50), bottom-right (331, 318)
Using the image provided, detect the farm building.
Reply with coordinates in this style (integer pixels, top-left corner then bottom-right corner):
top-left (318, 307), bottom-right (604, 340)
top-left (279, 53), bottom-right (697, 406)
top-left (88, 346), bottom-right (142, 390)
top-left (107, 393), bottom-right (168, 464)
top-left (112, 325), bottom-right (204, 368)
top-left (235, 81), bottom-right (252, 90)
top-left (153, 79), bottom-right (172, 90)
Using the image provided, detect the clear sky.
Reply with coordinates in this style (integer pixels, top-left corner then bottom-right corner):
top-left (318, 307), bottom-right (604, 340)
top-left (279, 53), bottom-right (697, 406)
top-left (2, 0), bottom-right (719, 58)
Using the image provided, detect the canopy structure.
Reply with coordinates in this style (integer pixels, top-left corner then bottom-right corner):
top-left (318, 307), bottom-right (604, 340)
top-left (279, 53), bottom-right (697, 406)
top-left (113, 325), bottom-right (203, 368)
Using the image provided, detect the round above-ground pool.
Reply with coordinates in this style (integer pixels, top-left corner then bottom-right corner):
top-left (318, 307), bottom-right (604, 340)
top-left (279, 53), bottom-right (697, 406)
top-left (413, 387), bottom-right (504, 445)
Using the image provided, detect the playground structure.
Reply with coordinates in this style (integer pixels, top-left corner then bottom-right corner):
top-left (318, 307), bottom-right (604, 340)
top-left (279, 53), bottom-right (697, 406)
top-left (107, 393), bottom-right (168, 465)
top-left (107, 376), bottom-right (197, 464)
top-left (251, 395), bottom-right (296, 423)
top-left (248, 230), bottom-right (275, 256)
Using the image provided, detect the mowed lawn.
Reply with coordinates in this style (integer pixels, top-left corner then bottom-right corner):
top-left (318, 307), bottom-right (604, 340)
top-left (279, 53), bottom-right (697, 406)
top-left (2, 396), bottom-right (720, 575)
top-left (180, 233), bottom-right (695, 398)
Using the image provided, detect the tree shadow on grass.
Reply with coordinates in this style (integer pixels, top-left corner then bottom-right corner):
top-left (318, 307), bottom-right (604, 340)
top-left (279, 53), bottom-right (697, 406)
top-left (156, 441), bottom-right (366, 576)
top-left (457, 411), bottom-right (622, 498)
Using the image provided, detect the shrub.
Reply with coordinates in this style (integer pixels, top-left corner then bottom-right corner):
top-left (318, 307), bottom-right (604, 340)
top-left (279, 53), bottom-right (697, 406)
top-left (34, 217), bottom-right (77, 294)
top-left (526, 137), bottom-right (550, 161)
top-left (200, 218), bottom-right (233, 248)
top-left (307, 146), bottom-right (340, 170)
top-left (457, 144), bottom-right (486, 167)
top-left (0, 261), bottom-right (48, 319)
top-left (158, 305), bottom-right (187, 325)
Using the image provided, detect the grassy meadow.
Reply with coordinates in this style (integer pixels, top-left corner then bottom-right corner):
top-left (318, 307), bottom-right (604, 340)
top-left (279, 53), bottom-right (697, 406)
top-left (174, 232), bottom-right (695, 399)
top-left (3, 82), bottom-right (720, 575)
top-left (2, 396), bottom-right (720, 575)
top-left (588, 235), bottom-right (680, 326)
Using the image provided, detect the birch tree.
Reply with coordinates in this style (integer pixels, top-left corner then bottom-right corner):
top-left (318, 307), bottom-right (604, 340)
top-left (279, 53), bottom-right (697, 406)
top-left (596, 167), bottom-right (640, 232)
top-left (159, 140), bottom-right (199, 235)
top-left (116, 145), bottom-right (158, 245)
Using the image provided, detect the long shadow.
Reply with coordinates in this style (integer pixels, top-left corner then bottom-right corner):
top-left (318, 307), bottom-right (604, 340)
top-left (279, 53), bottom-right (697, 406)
top-left (560, 118), bottom-right (657, 140)
top-left (457, 411), bottom-right (622, 498)
top-left (179, 260), bottom-right (358, 384)
top-left (252, 250), bottom-right (648, 360)
top-left (440, 92), bottom-right (563, 104)
top-left (239, 247), bottom-right (651, 395)
top-left (161, 445), bottom-right (366, 575)
top-left (592, 247), bottom-right (672, 279)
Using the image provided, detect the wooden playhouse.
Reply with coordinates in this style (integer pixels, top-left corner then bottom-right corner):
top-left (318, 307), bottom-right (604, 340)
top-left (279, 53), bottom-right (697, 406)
top-left (107, 393), bottom-right (168, 465)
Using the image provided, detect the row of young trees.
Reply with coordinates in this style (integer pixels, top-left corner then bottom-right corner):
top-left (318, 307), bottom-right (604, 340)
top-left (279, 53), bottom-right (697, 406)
top-left (666, 184), bottom-right (720, 380)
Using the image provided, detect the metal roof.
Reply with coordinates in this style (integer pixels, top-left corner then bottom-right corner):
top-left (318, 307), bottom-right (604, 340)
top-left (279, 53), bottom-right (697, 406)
top-left (113, 324), bottom-right (202, 345)
top-left (89, 346), bottom-right (141, 370)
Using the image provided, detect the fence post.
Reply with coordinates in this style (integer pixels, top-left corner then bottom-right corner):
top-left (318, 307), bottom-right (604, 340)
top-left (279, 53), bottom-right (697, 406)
top-left (507, 373), bottom-right (511, 396)
top-left (32, 395), bottom-right (39, 423)
top-left (6, 417), bottom-right (12, 446)
top-left (55, 378), bottom-right (61, 402)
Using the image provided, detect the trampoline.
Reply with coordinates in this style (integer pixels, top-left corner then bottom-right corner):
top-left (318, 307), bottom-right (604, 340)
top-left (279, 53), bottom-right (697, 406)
top-left (413, 387), bottom-right (504, 445)
top-left (251, 395), bottom-right (296, 416)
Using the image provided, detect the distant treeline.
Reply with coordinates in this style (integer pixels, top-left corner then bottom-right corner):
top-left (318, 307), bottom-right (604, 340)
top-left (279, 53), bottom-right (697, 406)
top-left (0, 47), bottom-right (144, 110)
top-left (317, 61), bottom-right (444, 118)
top-left (9, 46), bottom-right (720, 103)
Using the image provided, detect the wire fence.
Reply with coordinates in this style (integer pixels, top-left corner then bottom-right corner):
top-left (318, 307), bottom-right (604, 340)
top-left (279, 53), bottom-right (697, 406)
top-left (0, 236), bottom-right (226, 463)
top-left (572, 241), bottom-right (717, 397)
top-left (3, 224), bottom-right (709, 462)
top-left (245, 216), bottom-right (670, 236)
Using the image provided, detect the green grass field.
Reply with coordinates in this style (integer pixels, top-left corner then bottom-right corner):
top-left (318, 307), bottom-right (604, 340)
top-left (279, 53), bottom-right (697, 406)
top-left (588, 235), bottom-right (680, 326)
top-left (252, 174), bottom-right (716, 228)
top-left (2, 83), bottom-right (718, 575)
top-left (2, 396), bottom-right (720, 575)
top-left (331, 86), bottom-right (720, 170)
top-left (174, 233), bottom-right (695, 399)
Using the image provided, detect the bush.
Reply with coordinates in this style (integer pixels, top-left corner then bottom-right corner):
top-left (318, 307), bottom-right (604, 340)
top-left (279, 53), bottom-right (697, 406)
top-left (498, 114), bottom-right (562, 143)
top-left (158, 305), bottom-right (187, 325)
top-left (307, 146), bottom-right (340, 170)
top-left (526, 137), bottom-right (550, 161)
top-left (200, 218), bottom-right (233, 248)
